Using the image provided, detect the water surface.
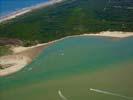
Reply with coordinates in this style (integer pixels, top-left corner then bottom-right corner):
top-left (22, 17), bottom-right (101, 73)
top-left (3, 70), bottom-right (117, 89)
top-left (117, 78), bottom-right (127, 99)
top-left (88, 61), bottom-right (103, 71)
top-left (0, 0), bottom-right (49, 17)
top-left (0, 36), bottom-right (133, 100)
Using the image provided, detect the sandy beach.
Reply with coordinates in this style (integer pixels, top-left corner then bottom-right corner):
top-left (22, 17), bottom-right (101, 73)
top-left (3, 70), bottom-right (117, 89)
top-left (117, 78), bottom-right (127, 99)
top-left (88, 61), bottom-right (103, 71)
top-left (0, 42), bottom-right (51, 76)
top-left (0, 31), bottom-right (133, 77)
top-left (0, 56), bottom-right (30, 76)
top-left (0, 0), bottom-right (64, 23)
top-left (83, 31), bottom-right (133, 38)
top-left (11, 31), bottom-right (133, 54)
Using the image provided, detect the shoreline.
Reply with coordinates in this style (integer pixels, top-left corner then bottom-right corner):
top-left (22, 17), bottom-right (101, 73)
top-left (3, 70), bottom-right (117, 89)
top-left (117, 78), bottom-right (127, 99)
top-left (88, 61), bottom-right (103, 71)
top-left (83, 31), bottom-right (133, 38)
top-left (11, 31), bottom-right (133, 53)
top-left (0, 56), bottom-right (30, 76)
top-left (0, 0), bottom-right (64, 23)
top-left (0, 31), bottom-right (133, 77)
top-left (0, 43), bottom-right (51, 77)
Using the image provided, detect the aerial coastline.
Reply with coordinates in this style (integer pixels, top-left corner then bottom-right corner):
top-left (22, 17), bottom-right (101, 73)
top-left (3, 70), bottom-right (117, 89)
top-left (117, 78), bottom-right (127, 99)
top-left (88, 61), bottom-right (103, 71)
top-left (0, 0), bottom-right (64, 23)
top-left (0, 0), bottom-right (133, 99)
top-left (0, 31), bottom-right (133, 77)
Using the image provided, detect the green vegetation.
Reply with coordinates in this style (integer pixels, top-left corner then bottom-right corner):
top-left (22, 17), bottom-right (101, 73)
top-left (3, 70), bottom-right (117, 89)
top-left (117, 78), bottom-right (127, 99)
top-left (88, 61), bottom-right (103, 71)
top-left (0, 0), bottom-right (133, 43)
top-left (23, 40), bottom-right (39, 47)
top-left (0, 46), bottom-right (12, 56)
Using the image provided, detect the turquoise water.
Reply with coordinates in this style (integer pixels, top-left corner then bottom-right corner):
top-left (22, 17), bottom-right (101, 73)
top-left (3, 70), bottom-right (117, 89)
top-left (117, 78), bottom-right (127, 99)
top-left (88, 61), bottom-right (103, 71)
top-left (0, 36), bottom-right (133, 100)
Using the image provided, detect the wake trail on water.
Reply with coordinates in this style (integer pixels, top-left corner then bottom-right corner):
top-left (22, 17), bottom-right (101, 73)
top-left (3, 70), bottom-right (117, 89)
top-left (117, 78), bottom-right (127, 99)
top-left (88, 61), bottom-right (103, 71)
top-left (58, 90), bottom-right (68, 100)
top-left (89, 88), bottom-right (133, 100)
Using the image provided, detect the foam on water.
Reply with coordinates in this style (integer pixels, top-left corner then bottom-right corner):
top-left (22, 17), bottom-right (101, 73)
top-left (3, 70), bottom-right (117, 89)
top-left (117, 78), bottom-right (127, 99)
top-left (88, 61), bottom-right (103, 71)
top-left (89, 88), bottom-right (133, 100)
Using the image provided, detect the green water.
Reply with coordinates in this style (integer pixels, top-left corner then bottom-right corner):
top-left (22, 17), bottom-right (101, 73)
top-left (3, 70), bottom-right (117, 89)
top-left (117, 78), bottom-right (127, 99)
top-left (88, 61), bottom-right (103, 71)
top-left (0, 36), bottom-right (133, 100)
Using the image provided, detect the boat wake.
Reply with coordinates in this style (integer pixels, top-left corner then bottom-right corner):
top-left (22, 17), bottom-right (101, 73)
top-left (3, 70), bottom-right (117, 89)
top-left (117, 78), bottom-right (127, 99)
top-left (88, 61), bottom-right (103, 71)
top-left (58, 90), bottom-right (68, 100)
top-left (89, 88), bottom-right (133, 100)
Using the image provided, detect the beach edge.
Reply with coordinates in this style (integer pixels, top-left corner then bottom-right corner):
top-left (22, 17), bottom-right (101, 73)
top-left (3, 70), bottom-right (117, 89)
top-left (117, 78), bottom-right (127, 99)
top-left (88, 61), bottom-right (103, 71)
top-left (0, 31), bottom-right (133, 77)
top-left (0, 0), bottom-right (64, 23)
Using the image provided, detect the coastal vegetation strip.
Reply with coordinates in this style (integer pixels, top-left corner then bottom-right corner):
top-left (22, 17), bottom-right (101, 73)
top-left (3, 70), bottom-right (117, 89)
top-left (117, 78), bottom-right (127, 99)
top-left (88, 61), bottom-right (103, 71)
top-left (0, 0), bottom-right (133, 45)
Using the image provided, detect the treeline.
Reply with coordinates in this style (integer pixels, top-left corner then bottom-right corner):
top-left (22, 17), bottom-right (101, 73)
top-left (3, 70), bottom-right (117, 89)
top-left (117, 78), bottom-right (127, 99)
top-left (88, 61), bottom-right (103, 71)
top-left (0, 0), bottom-right (133, 44)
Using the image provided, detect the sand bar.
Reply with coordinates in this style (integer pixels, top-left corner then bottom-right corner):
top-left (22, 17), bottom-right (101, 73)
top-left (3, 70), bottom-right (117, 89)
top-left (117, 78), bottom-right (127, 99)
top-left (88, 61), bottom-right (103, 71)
top-left (0, 42), bottom-right (51, 77)
top-left (0, 55), bottom-right (30, 76)
top-left (0, 31), bottom-right (133, 77)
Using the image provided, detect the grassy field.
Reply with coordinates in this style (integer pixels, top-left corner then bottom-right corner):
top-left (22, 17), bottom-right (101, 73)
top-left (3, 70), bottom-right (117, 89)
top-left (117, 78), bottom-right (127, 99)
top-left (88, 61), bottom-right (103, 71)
top-left (0, 0), bottom-right (133, 44)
